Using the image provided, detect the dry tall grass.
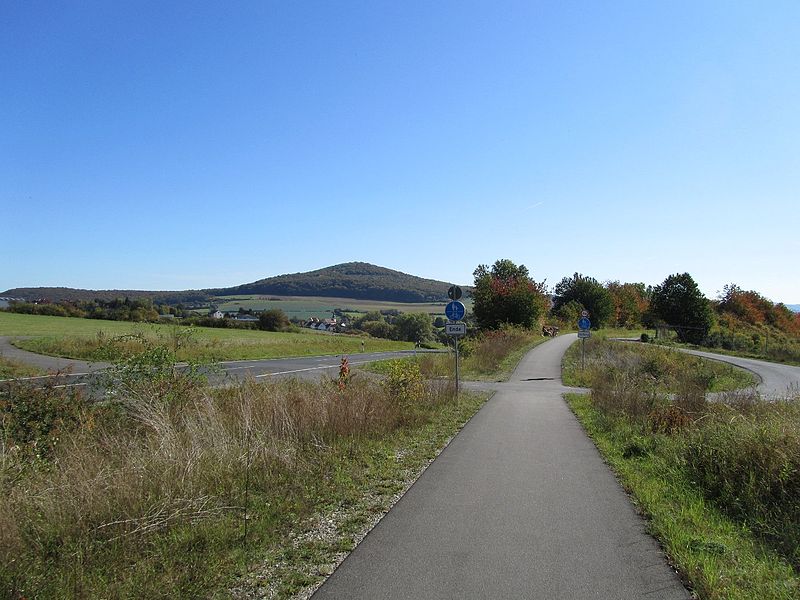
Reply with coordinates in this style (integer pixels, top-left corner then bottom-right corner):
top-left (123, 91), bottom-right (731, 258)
top-left (1, 364), bottom-right (455, 597)
top-left (461, 327), bottom-right (536, 375)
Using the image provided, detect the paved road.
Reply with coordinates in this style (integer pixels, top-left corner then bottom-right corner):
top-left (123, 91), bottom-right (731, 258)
top-left (0, 336), bottom-right (434, 387)
top-left (313, 334), bottom-right (689, 600)
top-left (8, 331), bottom-right (793, 596)
top-left (209, 351), bottom-right (437, 382)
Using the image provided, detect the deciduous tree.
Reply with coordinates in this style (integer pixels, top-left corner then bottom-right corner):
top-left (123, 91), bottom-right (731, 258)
top-left (472, 259), bottom-right (548, 330)
top-left (552, 273), bottom-right (613, 328)
top-left (394, 312), bottom-right (434, 342)
top-left (361, 320), bottom-right (395, 339)
top-left (606, 281), bottom-right (649, 328)
top-left (258, 308), bottom-right (290, 332)
top-left (651, 273), bottom-right (713, 344)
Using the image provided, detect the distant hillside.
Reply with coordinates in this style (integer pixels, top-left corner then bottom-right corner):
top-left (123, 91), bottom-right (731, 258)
top-left (0, 287), bottom-right (209, 304)
top-left (2, 263), bottom-right (463, 305)
top-left (789, 304), bottom-right (800, 313)
top-left (211, 262), bottom-right (456, 303)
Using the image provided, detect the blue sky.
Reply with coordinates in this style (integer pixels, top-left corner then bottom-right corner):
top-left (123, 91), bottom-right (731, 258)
top-left (3, 1), bottom-right (799, 303)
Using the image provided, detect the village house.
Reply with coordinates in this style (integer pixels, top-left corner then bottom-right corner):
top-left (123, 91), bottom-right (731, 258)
top-left (303, 316), bottom-right (347, 333)
top-left (233, 314), bottom-right (259, 322)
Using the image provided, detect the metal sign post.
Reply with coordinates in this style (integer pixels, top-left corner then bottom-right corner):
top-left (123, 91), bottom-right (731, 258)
top-left (578, 315), bottom-right (591, 370)
top-left (454, 336), bottom-right (460, 398)
top-left (445, 290), bottom-right (466, 399)
top-left (446, 323), bottom-right (466, 399)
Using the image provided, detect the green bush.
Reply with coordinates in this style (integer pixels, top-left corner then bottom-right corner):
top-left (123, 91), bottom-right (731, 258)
top-left (382, 360), bottom-right (424, 413)
top-left (258, 308), bottom-right (290, 331)
top-left (0, 379), bottom-right (86, 462)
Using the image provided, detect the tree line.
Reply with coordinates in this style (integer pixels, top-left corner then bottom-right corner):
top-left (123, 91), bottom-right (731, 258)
top-left (5, 260), bottom-right (798, 357)
top-left (471, 258), bottom-right (800, 350)
top-left (5, 297), bottom-right (179, 322)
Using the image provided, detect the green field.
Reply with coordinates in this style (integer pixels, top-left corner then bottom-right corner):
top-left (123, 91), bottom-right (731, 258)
top-left (0, 312), bottom-right (412, 362)
top-left (0, 311), bottom-right (165, 337)
top-left (208, 294), bottom-right (473, 319)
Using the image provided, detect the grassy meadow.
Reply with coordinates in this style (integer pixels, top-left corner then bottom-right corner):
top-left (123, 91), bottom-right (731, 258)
top-left (564, 338), bottom-right (800, 599)
top-left (209, 294), bottom-right (473, 319)
top-left (0, 312), bottom-right (412, 362)
top-left (650, 326), bottom-right (800, 367)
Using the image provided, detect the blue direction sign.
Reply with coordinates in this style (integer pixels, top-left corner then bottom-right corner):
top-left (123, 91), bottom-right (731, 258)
top-left (445, 301), bottom-right (466, 321)
top-left (578, 316), bottom-right (591, 330)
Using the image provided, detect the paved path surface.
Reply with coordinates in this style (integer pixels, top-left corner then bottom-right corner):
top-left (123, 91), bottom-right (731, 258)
top-left (678, 347), bottom-right (800, 399)
top-left (313, 334), bottom-right (689, 600)
top-left (0, 336), bottom-right (109, 375)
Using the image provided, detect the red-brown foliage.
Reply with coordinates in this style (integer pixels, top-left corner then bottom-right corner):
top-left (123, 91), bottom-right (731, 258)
top-left (717, 284), bottom-right (800, 336)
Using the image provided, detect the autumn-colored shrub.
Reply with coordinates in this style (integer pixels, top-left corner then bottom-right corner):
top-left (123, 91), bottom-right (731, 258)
top-left (648, 405), bottom-right (692, 434)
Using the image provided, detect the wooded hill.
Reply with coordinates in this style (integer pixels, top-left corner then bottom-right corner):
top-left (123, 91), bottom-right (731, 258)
top-left (210, 262), bottom-right (456, 302)
top-left (0, 287), bottom-right (209, 305)
top-left (2, 262), bottom-right (460, 304)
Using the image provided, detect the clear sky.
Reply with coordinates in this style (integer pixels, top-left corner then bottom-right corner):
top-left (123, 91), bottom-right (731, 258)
top-left (3, 1), bottom-right (799, 303)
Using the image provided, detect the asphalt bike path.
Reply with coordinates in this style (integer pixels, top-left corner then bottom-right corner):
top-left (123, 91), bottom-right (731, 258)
top-left (678, 347), bottom-right (800, 399)
top-left (313, 334), bottom-right (689, 599)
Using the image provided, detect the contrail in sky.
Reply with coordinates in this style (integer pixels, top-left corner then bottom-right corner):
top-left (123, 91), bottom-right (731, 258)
top-left (524, 201), bottom-right (544, 211)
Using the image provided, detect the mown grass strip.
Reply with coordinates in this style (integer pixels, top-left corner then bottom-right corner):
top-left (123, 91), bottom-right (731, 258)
top-left (566, 393), bottom-right (800, 599)
top-left (1, 312), bottom-right (411, 362)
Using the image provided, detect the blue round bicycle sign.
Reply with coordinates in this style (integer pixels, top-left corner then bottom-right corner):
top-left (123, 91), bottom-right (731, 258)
top-left (578, 316), bottom-right (591, 330)
top-left (445, 301), bottom-right (466, 321)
